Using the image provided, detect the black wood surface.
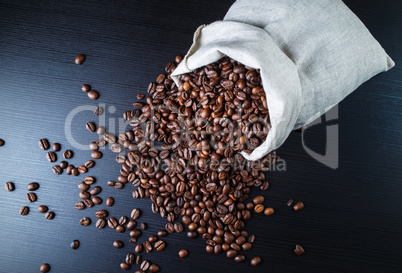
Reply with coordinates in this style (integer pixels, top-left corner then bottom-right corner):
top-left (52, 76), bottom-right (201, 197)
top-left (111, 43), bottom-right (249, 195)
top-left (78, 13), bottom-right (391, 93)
top-left (0, 1), bottom-right (401, 272)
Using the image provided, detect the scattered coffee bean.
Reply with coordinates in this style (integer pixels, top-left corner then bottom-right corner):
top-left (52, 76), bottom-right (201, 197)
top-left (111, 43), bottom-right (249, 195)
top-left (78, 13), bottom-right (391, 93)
top-left (155, 240), bottom-right (165, 251)
top-left (130, 229), bottom-right (142, 238)
top-left (75, 54), bottom-right (85, 65)
top-left (40, 263), bottom-right (50, 273)
top-left (137, 94), bottom-right (145, 100)
top-left (126, 220), bottom-right (137, 230)
top-left (96, 126), bottom-right (106, 135)
top-left (19, 206), bottom-right (29, 215)
top-left (45, 211), bottom-right (55, 220)
top-left (250, 256), bottom-right (261, 266)
top-left (113, 240), bottom-right (124, 248)
top-left (143, 241), bottom-right (152, 252)
top-left (120, 262), bottom-right (130, 271)
top-left (71, 240), bottom-right (80, 249)
top-left (157, 230), bottom-right (167, 237)
top-left (27, 183), bottom-right (40, 192)
top-left (131, 208), bottom-right (141, 219)
top-left (92, 196), bottom-right (102, 205)
top-left (294, 244), bottom-right (305, 256)
top-left (253, 195), bottom-right (264, 204)
top-left (178, 249), bottom-right (188, 258)
top-left (39, 139), bottom-right (50, 150)
top-left (89, 142), bottom-right (99, 151)
top-left (52, 143), bottom-right (61, 152)
top-left (80, 217), bottom-right (91, 226)
top-left (78, 165), bottom-right (87, 174)
top-left (140, 260), bottom-right (150, 271)
top-left (81, 84), bottom-right (91, 92)
top-left (106, 197), bottom-right (114, 206)
top-left (108, 217), bottom-right (118, 229)
top-left (135, 255), bottom-right (142, 265)
top-left (264, 207), bottom-right (275, 216)
top-left (71, 168), bottom-right (79, 176)
top-left (5, 182), bottom-right (14, 192)
top-left (91, 151), bottom-right (103, 159)
top-left (94, 107), bottom-right (104, 116)
top-left (84, 176), bottom-right (95, 185)
top-left (26, 192), bottom-right (37, 203)
top-left (135, 244), bottom-right (143, 254)
top-left (52, 165), bottom-right (62, 175)
top-left (85, 160), bottom-right (95, 169)
top-left (116, 225), bottom-right (125, 233)
top-left (86, 122), bottom-right (96, 132)
top-left (84, 199), bottom-right (94, 208)
top-left (63, 150), bottom-right (73, 159)
top-left (88, 90), bottom-right (100, 100)
top-left (46, 151), bottom-right (57, 163)
top-left (96, 218), bottom-right (106, 229)
top-left (38, 205), bottom-right (48, 213)
top-left (140, 223), bottom-right (147, 230)
top-left (235, 254), bottom-right (246, 263)
top-left (60, 161), bottom-right (68, 169)
top-left (149, 264), bottom-right (160, 273)
top-left (89, 186), bottom-right (102, 195)
top-left (293, 202), bottom-right (304, 212)
top-left (126, 253), bottom-right (135, 265)
top-left (95, 209), bottom-right (108, 219)
top-left (118, 216), bottom-right (127, 225)
top-left (75, 201), bottom-right (85, 210)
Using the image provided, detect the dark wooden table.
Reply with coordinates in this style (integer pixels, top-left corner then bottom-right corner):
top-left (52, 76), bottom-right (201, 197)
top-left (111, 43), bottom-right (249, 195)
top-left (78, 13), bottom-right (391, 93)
top-left (0, 1), bottom-right (401, 272)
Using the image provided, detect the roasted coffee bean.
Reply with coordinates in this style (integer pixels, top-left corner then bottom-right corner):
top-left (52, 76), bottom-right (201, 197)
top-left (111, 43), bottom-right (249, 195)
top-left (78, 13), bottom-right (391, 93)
top-left (287, 199), bottom-right (294, 207)
top-left (157, 230), bottom-right (167, 237)
top-left (45, 211), bottom-right (55, 220)
top-left (60, 161), bottom-right (68, 169)
top-left (108, 217), bottom-right (118, 229)
top-left (235, 255), bottom-right (246, 263)
top-left (94, 107), bottom-right (104, 116)
top-left (88, 90), bottom-right (100, 100)
top-left (26, 182), bottom-right (39, 191)
top-left (85, 160), bottom-right (95, 168)
top-left (81, 84), bottom-right (91, 92)
top-left (0, 139), bottom-right (4, 146)
top-left (52, 143), bottom-right (61, 152)
top-left (66, 165), bottom-right (74, 175)
top-left (264, 207), bottom-right (274, 216)
top-left (130, 229), bottom-right (142, 238)
top-left (39, 139), bottom-right (50, 150)
top-left (120, 262), bottom-right (130, 271)
top-left (187, 231), bottom-right (197, 239)
top-left (95, 210), bottom-right (108, 219)
top-left (137, 94), bottom-right (145, 100)
top-left (89, 186), bottom-right (102, 195)
top-left (95, 218), bottom-right (106, 229)
top-left (126, 253), bottom-right (135, 265)
top-left (106, 197), bottom-right (114, 207)
top-left (111, 143), bottom-right (122, 153)
top-left (92, 196), bottom-right (102, 205)
top-left (79, 191), bottom-right (90, 199)
top-left (84, 176), bottom-right (95, 185)
top-left (96, 126), bottom-right (106, 135)
top-left (91, 151), bottom-right (103, 159)
top-left (293, 202), bottom-right (304, 212)
top-left (75, 54), bottom-right (85, 64)
top-left (26, 192), bottom-right (37, 203)
top-left (135, 244), bottom-right (143, 254)
top-left (250, 256), bottom-right (261, 266)
top-left (38, 205), bottom-right (48, 213)
top-left (46, 152), bottom-right (57, 162)
top-left (242, 242), bottom-right (253, 251)
top-left (40, 263), bottom-right (50, 273)
top-left (253, 195), bottom-right (264, 204)
top-left (140, 260), bottom-right (150, 271)
top-left (143, 241), bottom-right (152, 252)
top-left (80, 217), bottom-right (91, 226)
top-left (131, 208), bottom-right (141, 219)
top-left (20, 206), bottom-right (29, 215)
top-left (178, 249), bottom-right (188, 258)
top-left (248, 235), bottom-right (256, 243)
top-left (126, 220), bottom-right (137, 230)
top-left (104, 132), bottom-right (116, 144)
top-left (75, 201), bottom-right (85, 210)
top-left (86, 122), bottom-right (96, 132)
top-left (116, 225), bottom-right (125, 233)
top-left (5, 182), bottom-right (14, 191)
top-left (71, 168), bottom-right (79, 176)
top-left (115, 182), bottom-right (124, 189)
top-left (113, 240), bottom-right (124, 248)
top-left (78, 166), bottom-right (87, 174)
top-left (63, 150), bottom-right (73, 159)
top-left (52, 165), bottom-right (62, 175)
top-left (294, 244), bottom-right (305, 256)
top-left (254, 204), bottom-right (264, 213)
top-left (226, 249), bottom-right (237, 258)
top-left (149, 264), bottom-right (160, 273)
top-left (140, 223), bottom-right (147, 230)
top-left (71, 240), bottom-right (80, 249)
top-left (174, 222), bottom-right (184, 233)
top-left (78, 182), bottom-right (89, 191)
top-left (84, 199), bottom-right (94, 208)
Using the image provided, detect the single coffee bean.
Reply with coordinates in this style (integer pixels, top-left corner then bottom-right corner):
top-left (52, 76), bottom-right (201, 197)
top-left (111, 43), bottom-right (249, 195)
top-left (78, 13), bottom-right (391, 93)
top-left (178, 249), bottom-right (188, 258)
top-left (113, 240), bottom-right (123, 248)
top-left (27, 182), bottom-right (39, 191)
top-left (85, 160), bottom-right (95, 169)
top-left (94, 107), bottom-right (104, 116)
top-left (242, 242), bottom-right (253, 251)
top-left (66, 165), bottom-right (74, 175)
top-left (75, 54), bottom-right (85, 65)
top-left (40, 263), bottom-right (50, 273)
top-left (96, 126), bottom-right (106, 135)
top-left (96, 218), bottom-right (106, 229)
top-left (104, 132), bottom-right (116, 143)
top-left (71, 240), bottom-right (80, 249)
top-left (115, 182), bottom-right (124, 189)
top-left (88, 90), bottom-right (100, 100)
top-left (84, 176), bottom-right (95, 185)
top-left (235, 255), bottom-right (246, 263)
top-left (52, 165), bottom-right (63, 175)
top-left (143, 241), bottom-right (152, 253)
top-left (38, 205), bottom-right (48, 213)
top-left (78, 166), bottom-right (87, 174)
top-left (80, 217), bottom-right (91, 226)
top-left (60, 161), bottom-right (68, 169)
top-left (155, 240), bottom-right (165, 251)
top-left (187, 231), bottom-right (197, 239)
top-left (71, 168), bottom-right (79, 176)
top-left (84, 199), bottom-right (94, 208)
top-left (46, 151), bottom-right (57, 163)
top-left (264, 207), bottom-right (274, 216)
top-left (287, 199), bottom-right (294, 207)
top-left (86, 122), bottom-right (96, 132)
top-left (63, 150), bottom-right (73, 159)
top-left (19, 206), bottom-right (29, 215)
top-left (45, 211), bottom-right (55, 220)
top-left (26, 192), bottom-right (37, 203)
top-left (120, 262), bottom-right (130, 271)
top-left (254, 204), bottom-right (264, 213)
top-left (294, 244), bottom-right (305, 256)
top-left (39, 138), bottom-right (50, 150)
top-left (131, 208), bottom-right (141, 219)
top-left (137, 94), bottom-right (145, 100)
top-left (157, 230), bottom-right (167, 237)
top-left (140, 260), bottom-right (150, 271)
top-left (118, 216), bottom-right (127, 225)
top-left (81, 84), bottom-right (91, 92)
top-left (149, 264), bottom-right (160, 273)
top-left (95, 209), bottom-right (108, 219)
top-left (78, 182), bottom-right (89, 191)
top-left (126, 220), bottom-right (137, 230)
top-left (5, 182), bottom-right (14, 191)
top-left (75, 201), bottom-right (85, 210)
top-left (108, 217), bottom-right (118, 229)
top-left (250, 256), bottom-right (261, 266)
top-left (248, 235), bottom-right (256, 243)
top-left (174, 222), bottom-right (184, 233)
top-left (92, 196), bottom-right (102, 205)
top-left (89, 142), bottom-right (99, 151)
top-left (89, 186), bottom-right (102, 196)
top-left (293, 202), bottom-right (304, 212)
top-left (116, 225), bottom-right (125, 233)
top-left (106, 197), bottom-right (114, 206)
top-left (130, 229), bottom-right (142, 238)
top-left (126, 253), bottom-right (135, 265)
top-left (141, 223), bottom-right (147, 230)
top-left (135, 244), bottom-right (143, 254)
top-left (52, 143), bottom-right (61, 152)
top-left (91, 151), bottom-right (103, 159)
top-left (252, 195), bottom-right (264, 204)
top-left (226, 249), bottom-right (237, 258)
top-left (79, 191), bottom-right (90, 199)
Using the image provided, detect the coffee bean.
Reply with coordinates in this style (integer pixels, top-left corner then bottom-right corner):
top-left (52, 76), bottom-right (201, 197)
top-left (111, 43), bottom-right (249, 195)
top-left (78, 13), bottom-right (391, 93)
top-left (96, 218), bottom-right (106, 229)
top-left (293, 202), bottom-right (304, 212)
top-left (26, 192), bottom-right (37, 203)
top-left (38, 205), bottom-right (48, 213)
top-left (75, 201), bottom-right (85, 210)
top-left (40, 263), bottom-right (50, 273)
top-left (5, 182), bottom-right (14, 191)
top-left (75, 54), bottom-right (85, 65)
top-left (63, 150), bottom-right (73, 159)
top-left (89, 186), bottom-right (102, 196)
top-left (187, 231), bottom-right (197, 239)
top-left (140, 260), bottom-right (150, 271)
top-left (178, 249), bottom-right (188, 258)
top-left (235, 255), bottom-right (246, 263)
top-left (155, 240), bottom-right (165, 251)
top-left (96, 126), bottom-right (106, 135)
top-left (226, 249), bottom-right (237, 258)
top-left (94, 107), bottom-right (104, 116)
top-left (130, 229), bottom-right (142, 238)
top-left (120, 262), bottom-right (130, 271)
top-left (137, 94), bottom-right (145, 100)
top-left (66, 165), bottom-right (74, 175)
top-left (115, 182), bottom-right (124, 189)
top-left (52, 165), bottom-right (63, 175)
top-left (157, 230), bottom-right (167, 237)
top-left (46, 151), bottom-right (57, 163)
top-left (79, 191), bottom-right (90, 199)
top-left (81, 84), bottom-right (91, 92)
top-left (39, 139), bottom-right (50, 150)
top-left (52, 143), bottom-right (61, 152)
top-left (84, 176), bottom-right (95, 185)
top-left (91, 151), bottom-right (103, 159)
top-left (264, 207), bottom-right (274, 216)
top-left (174, 222), bottom-right (183, 233)
top-left (254, 204), bottom-right (264, 213)
top-left (95, 209), bottom-right (108, 219)
top-left (126, 253), bottom-right (135, 265)
top-left (84, 199), bottom-right (94, 208)
top-left (113, 240), bottom-right (123, 248)
top-left (130, 208), bottom-right (141, 219)
top-left (78, 182), bottom-right (89, 191)
top-left (60, 161), bottom-right (68, 169)
top-left (141, 223), bottom-right (147, 230)
top-left (71, 168), bottom-right (79, 176)
top-left (116, 225), bottom-right (125, 233)
top-left (294, 244), bottom-right (305, 256)
top-left (19, 206), bottom-right (29, 215)
top-left (88, 90), bottom-right (100, 100)
top-left (108, 217), bottom-right (118, 229)
top-left (253, 195), bottom-right (264, 204)
top-left (135, 244), bottom-right (143, 254)
top-left (78, 166), bottom-right (87, 174)
top-left (126, 220), bottom-right (137, 230)
top-left (149, 264), bottom-right (160, 273)
top-left (85, 160), bottom-right (95, 168)
top-left (71, 240), bottom-right (80, 249)
top-left (250, 256), bottom-right (261, 266)
top-left (45, 211), bottom-right (55, 220)
top-left (80, 217), bottom-right (91, 226)
top-left (287, 199), bottom-right (294, 207)
top-left (248, 235), bottom-right (256, 243)
top-left (92, 196), bottom-right (102, 205)
top-left (104, 132), bottom-right (116, 144)
top-left (143, 241), bottom-right (152, 253)
top-left (0, 139), bottom-right (4, 146)
top-left (242, 242), bottom-right (253, 251)
top-left (86, 122), bottom-right (96, 132)
top-left (106, 197), bottom-right (114, 207)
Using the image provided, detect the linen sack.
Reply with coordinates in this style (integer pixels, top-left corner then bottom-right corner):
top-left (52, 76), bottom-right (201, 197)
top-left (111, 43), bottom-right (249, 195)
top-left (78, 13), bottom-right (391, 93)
top-left (171, 0), bottom-right (395, 161)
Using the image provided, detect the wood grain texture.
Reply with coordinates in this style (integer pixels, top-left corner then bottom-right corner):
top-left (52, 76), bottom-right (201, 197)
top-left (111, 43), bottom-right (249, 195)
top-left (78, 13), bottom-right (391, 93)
top-left (0, 0), bottom-right (401, 272)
